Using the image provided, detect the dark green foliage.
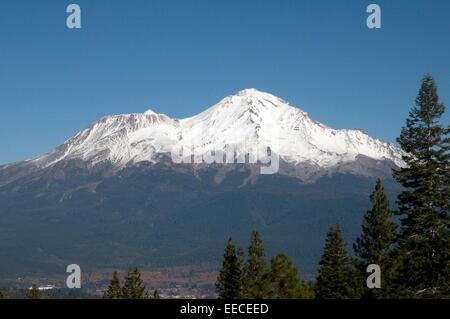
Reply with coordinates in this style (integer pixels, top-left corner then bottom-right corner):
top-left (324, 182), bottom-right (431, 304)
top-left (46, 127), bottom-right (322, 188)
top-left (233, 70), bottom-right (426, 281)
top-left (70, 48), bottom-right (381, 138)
top-left (266, 253), bottom-right (305, 299)
top-left (298, 281), bottom-right (315, 299)
top-left (353, 179), bottom-right (398, 298)
top-left (103, 268), bottom-right (160, 299)
top-left (0, 290), bottom-right (3, 299)
top-left (121, 267), bottom-right (150, 299)
top-left (216, 238), bottom-right (243, 299)
top-left (236, 246), bottom-right (246, 298)
top-left (217, 232), bottom-right (314, 299)
top-left (103, 271), bottom-right (122, 299)
top-left (393, 74), bottom-right (449, 298)
top-left (244, 231), bottom-right (269, 298)
top-left (315, 222), bottom-right (359, 299)
top-left (27, 284), bottom-right (42, 299)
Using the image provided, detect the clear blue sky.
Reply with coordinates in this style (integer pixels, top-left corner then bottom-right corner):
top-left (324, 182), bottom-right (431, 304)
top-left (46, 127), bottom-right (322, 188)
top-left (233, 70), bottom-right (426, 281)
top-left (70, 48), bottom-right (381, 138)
top-left (1, 0), bottom-right (449, 165)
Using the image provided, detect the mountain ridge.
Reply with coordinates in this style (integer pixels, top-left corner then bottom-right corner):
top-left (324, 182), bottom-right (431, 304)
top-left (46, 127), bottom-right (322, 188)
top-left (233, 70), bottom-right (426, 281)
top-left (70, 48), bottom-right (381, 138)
top-left (1, 89), bottom-right (405, 185)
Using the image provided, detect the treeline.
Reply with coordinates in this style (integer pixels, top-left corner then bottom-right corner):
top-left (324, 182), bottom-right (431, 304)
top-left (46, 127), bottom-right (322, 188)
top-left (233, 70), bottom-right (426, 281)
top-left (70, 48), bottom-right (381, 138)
top-left (103, 267), bottom-right (160, 299)
top-left (216, 232), bottom-right (315, 299)
top-left (0, 269), bottom-right (159, 300)
top-left (313, 181), bottom-right (397, 299)
top-left (217, 74), bottom-right (449, 299)
top-left (346, 74), bottom-right (448, 299)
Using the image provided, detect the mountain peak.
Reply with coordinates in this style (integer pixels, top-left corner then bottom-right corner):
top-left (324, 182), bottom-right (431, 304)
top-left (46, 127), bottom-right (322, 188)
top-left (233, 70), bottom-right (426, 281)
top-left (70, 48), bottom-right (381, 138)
top-left (24, 89), bottom-right (405, 172)
top-left (235, 88), bottom-right (284, 102)
top-left (144, 109), bottom-right (157, 116)
top-left (236, 88), bottom-right (263, 96)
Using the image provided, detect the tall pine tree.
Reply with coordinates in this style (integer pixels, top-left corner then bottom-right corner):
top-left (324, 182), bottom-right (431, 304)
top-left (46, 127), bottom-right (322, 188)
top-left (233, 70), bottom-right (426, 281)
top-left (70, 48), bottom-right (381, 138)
top-left (393, 74), bottom-right (449, 298)
top-left (315, 221), bottom-right (359, 299)
top-left (216, 237), bottom-right (243, 299)
top-left (353, 179), bottom-right (398, 298)
top-left (121, 267), bottom-right (150, 299)
top-left (244, 231), bottom-right (269, 298)
top-left (103, 271), bottom-right (122, 299)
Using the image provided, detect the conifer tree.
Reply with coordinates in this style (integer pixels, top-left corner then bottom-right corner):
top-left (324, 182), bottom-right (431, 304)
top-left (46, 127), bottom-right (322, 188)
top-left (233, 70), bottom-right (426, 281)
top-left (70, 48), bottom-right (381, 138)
top-left (121, 267), bottom-right (150, 299)
top-left (315, 221), bottom-right (359, 299)
top-left (244, 231), bottom-right (269, 298)
top-left (103, 271), bottom-right (122, 299)
top-left (216, 237), bottom-right (243, 299)
top-left (236, 246), bottom-right (246, 298)
top-left (0, 290), bottom-right (3, 299)
top-left (266, 253), bottom-right (303, 299)
top-left (153, 289), bottom-right (160, 299)
top-left (27, 284), bottom-right (42, 299)
top-left (393, 74), bottom-right (449, 298)
top-left (353, 179), bottom-right (398, 298)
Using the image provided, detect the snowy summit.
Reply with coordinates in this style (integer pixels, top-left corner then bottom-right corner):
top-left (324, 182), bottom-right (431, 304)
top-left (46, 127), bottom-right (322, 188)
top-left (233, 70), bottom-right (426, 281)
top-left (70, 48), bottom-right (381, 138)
top-left (27, 89), bottom-right (405, 171)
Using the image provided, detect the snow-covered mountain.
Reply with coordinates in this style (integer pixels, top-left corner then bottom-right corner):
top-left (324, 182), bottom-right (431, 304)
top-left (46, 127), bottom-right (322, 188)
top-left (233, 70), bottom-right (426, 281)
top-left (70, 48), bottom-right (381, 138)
top-left (0, 89), bottom-right (407, 277)
top-left (24, 89), bottom-right (404, 170)
top-left (0, 89), bottom-right (405, 187)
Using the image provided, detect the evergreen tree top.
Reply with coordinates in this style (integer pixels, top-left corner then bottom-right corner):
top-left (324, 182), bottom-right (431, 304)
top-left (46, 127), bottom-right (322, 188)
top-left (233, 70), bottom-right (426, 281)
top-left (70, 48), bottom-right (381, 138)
top-left (103, 271), bottom-right (122, 299)
top-left (354, 179), bottom-right (397, 264)
top-left (315, 221), bottom-right (359, 299)
top-left (121, 267), bottom-right (150, 299)
top-left (216, 237), bottom-right (243, 299)
top-left (392, 74), bottom-right (449, 297)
